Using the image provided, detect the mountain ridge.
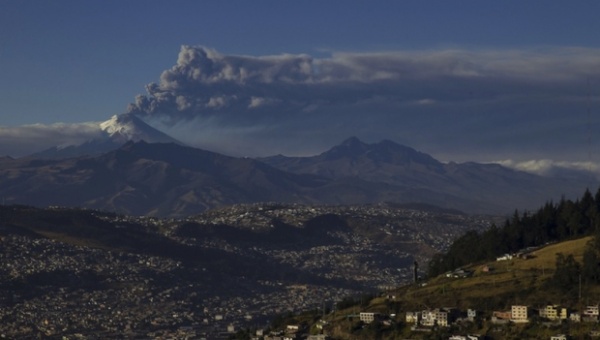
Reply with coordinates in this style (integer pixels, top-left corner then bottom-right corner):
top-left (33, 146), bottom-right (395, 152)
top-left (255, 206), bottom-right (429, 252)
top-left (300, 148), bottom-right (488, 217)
top-left (0, 136), bottom-right (593, 217)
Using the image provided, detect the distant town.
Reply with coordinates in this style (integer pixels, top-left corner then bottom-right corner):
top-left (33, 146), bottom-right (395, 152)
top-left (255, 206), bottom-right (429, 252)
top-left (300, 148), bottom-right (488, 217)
top-left (0, 203), bottom-right (492, 338)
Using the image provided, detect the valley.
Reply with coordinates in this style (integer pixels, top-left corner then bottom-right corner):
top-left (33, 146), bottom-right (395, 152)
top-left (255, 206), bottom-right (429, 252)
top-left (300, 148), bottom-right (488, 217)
top-left (0, 203), bottom-right (493, 338)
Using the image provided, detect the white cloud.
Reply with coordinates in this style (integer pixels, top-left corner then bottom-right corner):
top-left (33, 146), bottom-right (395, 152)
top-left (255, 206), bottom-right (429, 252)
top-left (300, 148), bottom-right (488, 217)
top-left (248, 96), bottom-right (279, 109)
top-left (0, 122), bottom-right (103, 157)
top-left (497, 159), bottom-right (600, 179)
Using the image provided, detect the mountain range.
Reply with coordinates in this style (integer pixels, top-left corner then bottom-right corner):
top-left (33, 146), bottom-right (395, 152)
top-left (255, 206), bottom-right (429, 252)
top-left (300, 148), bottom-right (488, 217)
top-left (0, 114), bottom-right (592, 217)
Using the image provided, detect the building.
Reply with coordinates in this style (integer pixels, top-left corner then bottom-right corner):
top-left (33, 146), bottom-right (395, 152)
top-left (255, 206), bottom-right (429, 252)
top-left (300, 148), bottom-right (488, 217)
top-left (569, 313), bottom-right (581, 323)
top-left (550, 335), bottom-right (568, 340)
top-left (540, 305), bottom-right (556, 320)
top-left (467, 309), bottom-right (477, 322)
top-left (420, 309), bottom-right (449, 327)
top-left (491, 310), bottom-right (511, 324)
top-left (583, 305), bottom-right (599, 322)
top-left (584, 305), bottom-right (599, 317)
top-left (511, 305), bottom-right (529, 323)
top-left (405, 311), bottom-right (419, 324)
top-left (540, 305), bottom-right (568, 320)
top-left (286, 325), bottom-right (299, 333)
top-left (496, 254), bottom-right (513, 261)
top-left (359, 312), bottom-right (379, 324)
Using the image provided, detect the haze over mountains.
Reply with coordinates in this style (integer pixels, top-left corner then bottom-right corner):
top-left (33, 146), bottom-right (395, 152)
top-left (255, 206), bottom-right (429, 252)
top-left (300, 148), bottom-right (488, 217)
top-left (0, 114), bottom-right (590, 217)
top-left (29, 113), bottom-right (183, 159)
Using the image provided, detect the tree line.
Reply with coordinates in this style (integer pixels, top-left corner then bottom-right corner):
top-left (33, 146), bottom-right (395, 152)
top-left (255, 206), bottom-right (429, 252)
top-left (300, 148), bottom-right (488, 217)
top-left (428, 188), bottom-right (600, 278)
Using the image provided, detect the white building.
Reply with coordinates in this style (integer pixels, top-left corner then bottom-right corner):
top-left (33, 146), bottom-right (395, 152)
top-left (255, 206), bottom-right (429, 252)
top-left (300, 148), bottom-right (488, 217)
top-left (496, 254), bottom-right (513, 261)
top-left (467, 309), bottom-right (477, 321)
top-left (421, 309), bottom-right (449, 327)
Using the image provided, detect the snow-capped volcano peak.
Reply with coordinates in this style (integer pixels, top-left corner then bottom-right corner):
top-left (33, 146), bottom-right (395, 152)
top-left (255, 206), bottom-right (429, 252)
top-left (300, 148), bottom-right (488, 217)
top-left (99, 113), bottom-right (180, 144)
top-left (100, 114), bottom-right (137, 139)
top-left (29, 113), bottom-right (183, 159)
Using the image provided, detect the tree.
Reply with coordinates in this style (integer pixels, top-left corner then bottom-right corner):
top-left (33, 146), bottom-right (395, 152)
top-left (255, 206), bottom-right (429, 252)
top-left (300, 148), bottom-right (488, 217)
top-left (551, 253), bottom-right (580, 294)
top-left (582, 232), bottom-right (600, 285)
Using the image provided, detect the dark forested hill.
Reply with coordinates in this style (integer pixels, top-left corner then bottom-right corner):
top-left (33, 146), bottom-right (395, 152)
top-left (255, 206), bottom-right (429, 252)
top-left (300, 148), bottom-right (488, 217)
top-left (428, 187), bottom-right (600, 277)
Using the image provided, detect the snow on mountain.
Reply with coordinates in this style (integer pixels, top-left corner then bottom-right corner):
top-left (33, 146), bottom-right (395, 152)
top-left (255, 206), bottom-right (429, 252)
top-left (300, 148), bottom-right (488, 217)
top-left (28, 113), bottom-right (183, 159)
top-left (99, 113), bottom-right (181, 144)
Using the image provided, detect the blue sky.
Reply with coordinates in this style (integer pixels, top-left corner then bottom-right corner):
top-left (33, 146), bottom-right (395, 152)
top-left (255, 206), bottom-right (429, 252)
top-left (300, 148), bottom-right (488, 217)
top-left (2, 1), bottom-right (600, 174)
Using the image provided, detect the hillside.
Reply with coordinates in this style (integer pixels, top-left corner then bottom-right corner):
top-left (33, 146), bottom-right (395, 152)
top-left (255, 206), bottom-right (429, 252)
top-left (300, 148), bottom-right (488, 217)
top-left (263, 188), bottom-right (600, 339)
top-left (284, 236), bottom-right (600, 340)
top-left (0, 203), bottom-right (491, 338)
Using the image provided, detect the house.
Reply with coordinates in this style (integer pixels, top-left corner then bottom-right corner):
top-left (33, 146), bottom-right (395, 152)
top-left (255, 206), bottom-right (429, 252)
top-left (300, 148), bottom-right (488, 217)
top-left (467, 309), bottom-right (477, 322)
top-left (540, 305), bottom-right (567, 320)
top-left (559, 307), bottom-right (568, 320)
top-left (583, 305), bottom-right (599, 322)
top-left (569, 312), bottom-right (581, 323)
top-left (491, 310), bottom-right (511, 324)
top-left (584, 305), bottom-right (599, 315)
top-left (446, 269), bottom-right (473, 278)
top-left (496, 254), bottom-right (513, 261)
top-left (421, 309), bottom-right (450, 327)
top-left (405, 311), bottom-right (420, 324)
top-left (286, 325), bottom-right (299, 333)
top-left (511, 305), bottom-right (529, 323)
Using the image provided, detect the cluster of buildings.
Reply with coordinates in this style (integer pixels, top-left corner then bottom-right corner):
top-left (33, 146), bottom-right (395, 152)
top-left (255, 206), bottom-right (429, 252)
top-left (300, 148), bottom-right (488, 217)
top-left (0, 233), bottom-right (350, 338)
top-left (402, 304), bottom-right (600, 326)
top-left (396, 304), bottom-right (600, 339)
top-left (490, 304), bottom-right (600, 324)
top-left (0, 203), bottom-right (496, 338)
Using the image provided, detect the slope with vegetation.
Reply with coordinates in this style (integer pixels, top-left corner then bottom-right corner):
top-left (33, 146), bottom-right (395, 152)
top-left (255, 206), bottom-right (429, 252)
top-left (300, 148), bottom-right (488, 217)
top-left (428, 188), bottom-right (600, 279)
top-left (264, 188), bottom-right (600, 339)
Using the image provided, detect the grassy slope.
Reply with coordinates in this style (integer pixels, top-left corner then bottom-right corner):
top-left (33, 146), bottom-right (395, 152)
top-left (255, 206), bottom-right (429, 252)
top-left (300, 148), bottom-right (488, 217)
top-left (321, 236), bottom-right (600, 339)
top-left (391, 237), bottom-right (592, 311)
